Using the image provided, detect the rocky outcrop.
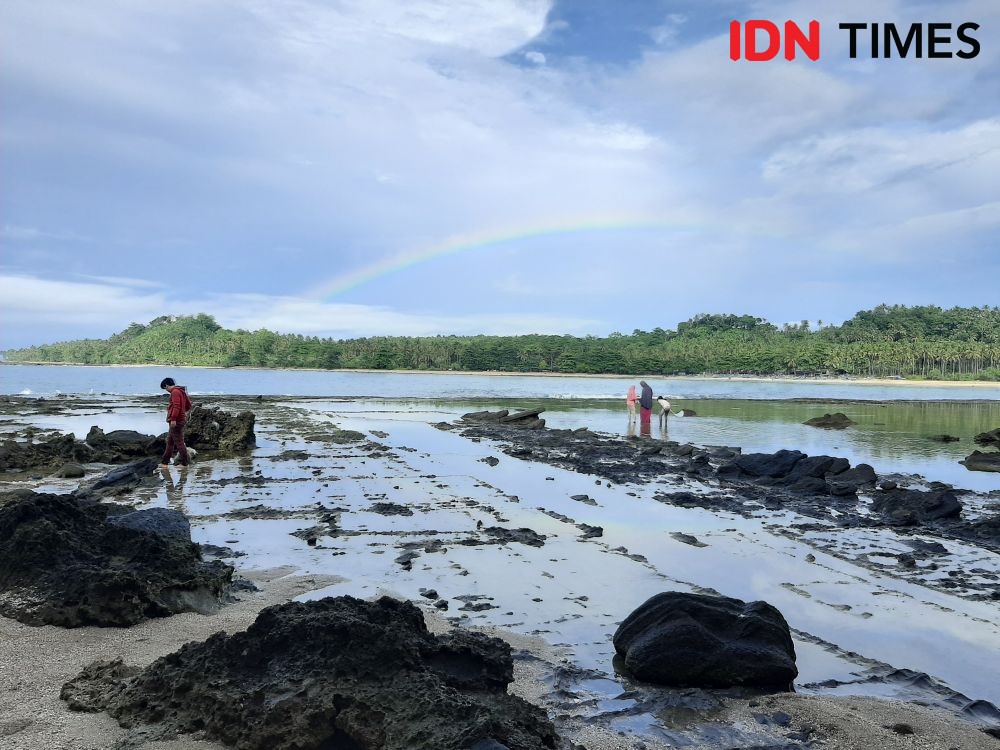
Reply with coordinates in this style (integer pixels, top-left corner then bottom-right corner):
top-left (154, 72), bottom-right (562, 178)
top-left (0, 407), bottom-right (256, 474)
top-left (0, 492), bottom-right (232, 627)
top-left (804, 412), bottom-right (855, 429)
top-left (962, 450), bottom-right (1000, 473)
top-left (75, 458), bottom-right (159, 500)
top-left (613, 592), bottom-right (797, 689)
top-left (62, 596), bottom-right (559, 750)
top-left (0, 433), bottom-right (94, 473)
top-left (85, 427), bottom-right (165, 461)
top-left (724, 450), bottom-right (806, 478)
top-left (463, 408), bottom-right (546, 430)
top-left (183, 405), bottom-right (256, 454)
top-left (871, 488), bottom-right (962, 526)
top-left (974, 428), bottom-right (1000, 449)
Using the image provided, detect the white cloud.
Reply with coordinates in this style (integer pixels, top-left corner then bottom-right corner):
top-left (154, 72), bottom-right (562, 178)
top-left (0, 274), bottom-right (600, 348)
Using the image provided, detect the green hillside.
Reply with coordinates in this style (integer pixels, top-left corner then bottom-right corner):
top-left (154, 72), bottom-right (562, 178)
top-left (5, 306), bottom-right (1000, 380)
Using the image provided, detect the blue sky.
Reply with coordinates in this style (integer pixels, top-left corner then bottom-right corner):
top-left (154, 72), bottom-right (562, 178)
top-left (1, 0), bottom-right (998, 348)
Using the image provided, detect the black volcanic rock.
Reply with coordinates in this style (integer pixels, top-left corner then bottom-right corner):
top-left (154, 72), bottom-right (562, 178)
top-left (613, 592), bottom-right (797, 689)
top-left (183, 405), bottom-right (256, 454)
top-left (962, 450), bottom-right (1000, 473)
top-left (62, 596), bottom-right (558, 750)
top-left (871, 489), bottom-right (963, 526)
top-left (0, 492), bottom-right (231, 627)
top-left (726, 450), bottom-right (806, 479)
top-left (804, 412), bottom-right (854, 429)
top-left (973, 428), bottom-right (1000, 448)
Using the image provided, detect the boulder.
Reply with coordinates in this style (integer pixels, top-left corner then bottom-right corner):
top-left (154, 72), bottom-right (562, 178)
top-left (0, 433), bottom-right (95, 473)
top-left (613, 592), bottom-right (797, 689)
top-left (85, 427), bottom-right (162, 459)
top-left (61, 596), bottom-right (559, 750)
top-left (961, 451), bottom-right (1000, 473)
top-left (783, 455), bottom-right (850, 482)
top-left (0, 492), bottom-right (232, 627)
top-left (827, 464), bottom-right (877, 496)
top-left (107, 508), bottom-right (192, 541)
top-left (76, 458), bottom-right (159, 499)
top-left (973, 428), bottom-right (1000, 448)
top-left (56, 463), bottom-right (86, 479)
top-left (871, 488), bottom-right (962, 526)
top-left (462, 410), bottom-right (509, 423)
top-left (183, 406), bottom-right (256, 454)
top-left (726, 450), bottom-right (806, 479)
top-left (500, 408), bottom-right (545, 423)
top-left (804, 413), bottom-right (854, 429)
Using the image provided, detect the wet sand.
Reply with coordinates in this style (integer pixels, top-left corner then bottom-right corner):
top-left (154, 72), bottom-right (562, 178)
top-left (1, 395), bottom-right (999, 748)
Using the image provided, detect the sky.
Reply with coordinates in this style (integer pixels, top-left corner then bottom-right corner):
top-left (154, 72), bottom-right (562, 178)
top-left (1, 0), bottom-right (998, 349)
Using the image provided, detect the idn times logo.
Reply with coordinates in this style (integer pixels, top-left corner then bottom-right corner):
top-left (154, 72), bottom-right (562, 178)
top-left (729, 20), bottom-right (981, 61)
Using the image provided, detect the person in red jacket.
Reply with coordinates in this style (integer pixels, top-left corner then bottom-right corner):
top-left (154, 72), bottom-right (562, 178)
top-left (159, 377), bottom-right (192, 468)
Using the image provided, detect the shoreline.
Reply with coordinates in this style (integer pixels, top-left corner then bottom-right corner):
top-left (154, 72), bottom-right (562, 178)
top-left (3, 360), bottom-right (999, 389)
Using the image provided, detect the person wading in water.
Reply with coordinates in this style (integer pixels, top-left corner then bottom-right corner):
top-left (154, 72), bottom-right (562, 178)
top-left (638, 380), bottom-right (654, 433)
top-left (159, 377), bottom-right (192, 469)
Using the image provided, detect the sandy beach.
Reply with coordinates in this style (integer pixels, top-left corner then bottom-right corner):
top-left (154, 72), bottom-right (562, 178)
top-left (1, 393), bottom-right (998, 749)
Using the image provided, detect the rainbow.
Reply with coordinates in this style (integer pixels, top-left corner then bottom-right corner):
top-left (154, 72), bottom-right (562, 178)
top-left (304, 216), bottom-right (708, 300)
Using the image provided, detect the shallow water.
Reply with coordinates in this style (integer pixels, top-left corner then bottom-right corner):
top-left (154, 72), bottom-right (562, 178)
top-left (3, 362), bottom-right (1000, 400)
top-left (5, 391), bottom-right (1000, 743)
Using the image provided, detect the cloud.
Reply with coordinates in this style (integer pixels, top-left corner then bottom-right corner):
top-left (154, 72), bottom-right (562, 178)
top-left (0, 274), bottom-right (601, 349)
top-left (1, 0), bottom-right (997, 347)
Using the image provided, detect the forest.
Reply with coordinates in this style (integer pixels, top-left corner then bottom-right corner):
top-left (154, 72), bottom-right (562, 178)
top-left (5, 306), bottom-right (1000, 380)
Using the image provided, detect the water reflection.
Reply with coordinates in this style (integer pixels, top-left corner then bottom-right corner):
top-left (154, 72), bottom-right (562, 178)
top-left (159, 466), bottom-right (188, 513)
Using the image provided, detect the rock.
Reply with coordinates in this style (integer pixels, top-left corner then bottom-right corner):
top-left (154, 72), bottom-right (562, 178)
top-left (961, 451), bottom-right (1000, 473)
top-left (570, 494), bottom-right (598, 506)
top-left (804, 413), bottom-right (855, 429)
top-left (56, 463), bottom-right (86, 478)
top-left (85, 427), bottom-right (162, 459)
top-left (500, 408), bottom-right (545, 423)
top-left (871, 489), bottom-right (962, 526)
top-left (0, 492), bottom-right (232, 627)
top-left (481, 527), bottom-right (546, 548)
top-left (76, 458), bottom-right (159, 499)
top-left (827, 464), bottom-right (877, 496)
top-left (670, 532), bottom-right (707, 548)
top-left (183, 406), bottom-right (256, 454)
top-left (613, 592), bottom-right (797, 689)
top-left (974, 428), bottom-right (1000, 448)
top-left (107, 508), bottom-right (192, 541)
top-left (462, 410), bottom-right (509, 422)
top-left (961, 516), bottom-right (1000, 545)
top-left (577, 524), bottom-right (603, 539)
top-left (725, 450), bottom-right (806, 479)
top-left (370, 502), bottom-right (414, 517)
top-left (784, 455), bottom-right (850, 482)
top-left (0, 433), bottom-right (95, 473)
top-left (480, 456), bottom-right (500, 467)
top-left (62, 596), bottom-right (558, 750)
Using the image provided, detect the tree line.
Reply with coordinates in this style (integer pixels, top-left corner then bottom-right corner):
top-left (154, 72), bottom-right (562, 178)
top-left (5, 306), bottom-right (1000, 381)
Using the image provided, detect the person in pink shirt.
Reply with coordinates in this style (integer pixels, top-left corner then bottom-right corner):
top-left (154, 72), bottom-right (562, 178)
top-left (626, 384), bottom-right (637, 421)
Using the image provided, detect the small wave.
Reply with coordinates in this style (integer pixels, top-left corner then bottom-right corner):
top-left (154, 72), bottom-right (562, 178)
top-left (19, 388), bottom-right (32, 395)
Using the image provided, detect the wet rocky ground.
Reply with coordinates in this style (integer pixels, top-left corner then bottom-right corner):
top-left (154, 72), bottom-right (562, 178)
top-left (1, 393), bottom-right (999, 749)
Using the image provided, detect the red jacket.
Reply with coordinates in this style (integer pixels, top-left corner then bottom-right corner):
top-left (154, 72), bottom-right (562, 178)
top-left (166, 386), bottom-right (192, 423)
